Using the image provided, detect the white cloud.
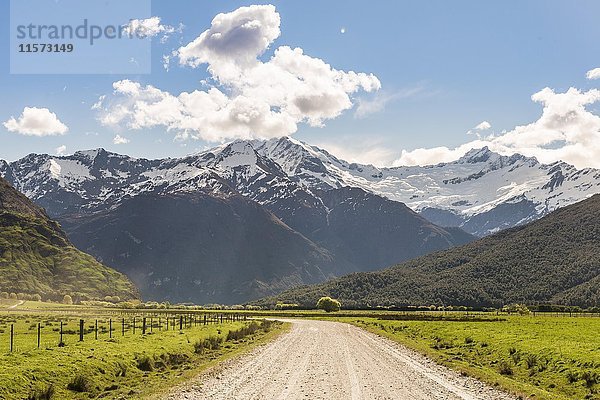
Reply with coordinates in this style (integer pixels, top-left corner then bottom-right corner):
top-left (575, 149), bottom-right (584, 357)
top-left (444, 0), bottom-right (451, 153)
top-left (394, 87), bottom-right (600, 169)
top-left (474, 121), bottom-right (491, 131)
top-left (113, 134), bottom-right (130, 144)
top-left (586, 68), bottom-right (600, 80)
top-left (97, 5), bottom-right (380, 142)
top-left (55, 145), bottom-right (67, 156)
top-left (315, 138), bottom-right (398, 167)
top-left (3, 107), bottom-right (68, 136)
top-left (355, 87), bottom-right (424, 119)
top-left (123, 17), bottom-right (182, 43)
top-left (340, 27), bottom-right (346, 34)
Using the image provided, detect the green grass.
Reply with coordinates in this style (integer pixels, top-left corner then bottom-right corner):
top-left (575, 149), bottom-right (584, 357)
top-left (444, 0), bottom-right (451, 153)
top-left (330, 315), bottom-right (600, 400)
top-left (0, 310), bottom-right (286, 399)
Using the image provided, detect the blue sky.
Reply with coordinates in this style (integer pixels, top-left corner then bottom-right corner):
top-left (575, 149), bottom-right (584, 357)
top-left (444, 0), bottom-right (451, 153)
top-left (1, 0), bottom-right (600, 167)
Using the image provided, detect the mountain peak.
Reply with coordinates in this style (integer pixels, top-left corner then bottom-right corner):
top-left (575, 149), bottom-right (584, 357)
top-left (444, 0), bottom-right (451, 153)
top-left (458, 147), bottom-right (495, 164)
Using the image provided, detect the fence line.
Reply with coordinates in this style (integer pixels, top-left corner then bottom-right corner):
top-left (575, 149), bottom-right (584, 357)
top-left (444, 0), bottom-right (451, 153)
top-left (4, 313), bottom-right (246, 353)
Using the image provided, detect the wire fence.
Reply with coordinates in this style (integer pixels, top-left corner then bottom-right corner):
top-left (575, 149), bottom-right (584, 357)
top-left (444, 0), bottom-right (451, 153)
top-left (1, 313), bottom-right (246, 353)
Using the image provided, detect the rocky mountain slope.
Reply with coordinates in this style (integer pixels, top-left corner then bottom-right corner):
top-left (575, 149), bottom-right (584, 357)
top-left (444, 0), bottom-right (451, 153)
top-left (0, 177), bottom-right (138, 301)
top-left (261, 194), bottom-right (600, 308)
top-left (3, 138), bottom-right (598, 237)
top-left (0, 140), bottom-right (474, 303)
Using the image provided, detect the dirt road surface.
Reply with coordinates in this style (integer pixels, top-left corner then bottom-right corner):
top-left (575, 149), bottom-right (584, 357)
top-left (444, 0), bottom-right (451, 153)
top-left (165, 319), bottom-right (515, 400)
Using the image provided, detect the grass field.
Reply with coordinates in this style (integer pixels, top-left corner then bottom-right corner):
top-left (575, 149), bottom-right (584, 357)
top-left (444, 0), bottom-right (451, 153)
top-left (0, 304), bottom-right (286, 399)
top-left (330, 314), bottom-right (600, 400)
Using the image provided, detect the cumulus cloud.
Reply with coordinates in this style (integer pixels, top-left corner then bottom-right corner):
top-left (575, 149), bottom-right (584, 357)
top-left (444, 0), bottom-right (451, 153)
top-left (123, 17), bottom-right (182, 42)
top-left (97, 5), bottom-right (380, 142)
top-left (586, 68), bottom-right (600, 80)
top-left (3, 107), bottom-right (68, 136)
top-left (394, 87), bottom-right (600, 169)
top-left (55, 145), bottom-right (67, 155)
top-left (474, 121), bottom-right (491, 131)
top-left (113, 134), bottom-right (130, 145)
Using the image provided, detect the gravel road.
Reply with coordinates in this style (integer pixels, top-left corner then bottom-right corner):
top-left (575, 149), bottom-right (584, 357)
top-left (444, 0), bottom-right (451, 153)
top-left (165, 319), bottom-right (515, 400)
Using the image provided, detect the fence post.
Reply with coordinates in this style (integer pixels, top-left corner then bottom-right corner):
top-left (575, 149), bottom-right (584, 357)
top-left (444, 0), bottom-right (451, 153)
top-left (158, 317), bottom-right (161, 331)
top-left (10, 324), bottom-right (14, 352)
top-left (204, 315), bottom-right (207, 325)
top-left (79, 319), bottom-right (84, 342)
top-left (60, 321), bottom-right (63, 345)
top-left (95, 320), bottom-right (98, 340)
top-left (150, 317), bottom-right (153, 333)
top-left (142, 317), bottom-right (146, 335)
top-left (133, 317), bottom-right (136, 334)
top-left (109, 319), bottom-right (112, 339)
top-left (37, 323), bottom-right (41, 349)
top-left (179, 316), bottom-right (183, 330)
top-left (122, 318), bottom-right (125, 336)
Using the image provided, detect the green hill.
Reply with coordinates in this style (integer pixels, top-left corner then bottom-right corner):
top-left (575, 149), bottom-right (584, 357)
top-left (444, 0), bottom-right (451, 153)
top-left (261, 194), bottom-right (600, 309)
top-left (0, 177), bottom-right (138, 301)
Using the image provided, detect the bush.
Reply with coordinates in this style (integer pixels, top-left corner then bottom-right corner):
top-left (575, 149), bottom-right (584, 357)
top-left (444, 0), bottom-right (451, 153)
top-left (0, 292), bottom-right (9, 299)
top-left (62, 295), bottom-right (73, 305)
top-left (525, 354), bottom-right (538, 369)
top-left (27, 384), bottom-right (55, 400)
top-left (316, 296), bottom-right (341, 312)
top-left (498, 360), bottom-right (513, 375)
top-left (115, 362), bottom-right (127, 377)
top-left (67, 375), bottom-right (92, 392)
top-left (581, 371), bottom-right (599, 389)
top-left (194, 335), bottom-right (223, 353)
top-left (566, 370), bottom-right (579, 383)
top-left (136, 355), bottom-right (155, 371)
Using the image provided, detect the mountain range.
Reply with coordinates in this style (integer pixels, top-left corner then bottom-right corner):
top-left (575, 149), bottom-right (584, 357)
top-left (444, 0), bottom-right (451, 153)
top-left (1, 137), bottom-right (599, 303)
top-left (261, 194), bottom-right (600, 308)
top-left (0, 176), bottom-right (138, 301)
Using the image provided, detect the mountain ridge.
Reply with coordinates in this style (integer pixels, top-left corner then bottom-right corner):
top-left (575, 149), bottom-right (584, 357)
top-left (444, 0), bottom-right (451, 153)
top-left (2, 137), bottom-right (598, 236)
top-left (0, 176), bottom-right (139, 301)
top-left (259, 194), bottom-right (600, 308)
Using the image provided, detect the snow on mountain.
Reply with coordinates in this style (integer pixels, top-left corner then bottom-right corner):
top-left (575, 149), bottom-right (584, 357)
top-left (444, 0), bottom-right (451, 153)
top-left (1, 137), bottom-right (599, 236)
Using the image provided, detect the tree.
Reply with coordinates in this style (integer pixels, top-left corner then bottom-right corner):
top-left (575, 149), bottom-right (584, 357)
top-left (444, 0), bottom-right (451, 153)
top-left (316, 296), bottom-right (341, 312)
top-left (9, 293), bottom-right (17, 300)
top-left (62, 295), bottom-right (73, 305)
top-left (0, 292), bottom-right (8, 299)
top-left (32, 294), bottom-right (42, 302)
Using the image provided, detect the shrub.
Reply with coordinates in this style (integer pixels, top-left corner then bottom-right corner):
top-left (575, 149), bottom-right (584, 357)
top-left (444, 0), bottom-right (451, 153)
top-left (27, 384), bottom-right (55, 400)
top-left (136, 355), bottom-right (155, 372)
top-left (566, 370), bottom-right (579, 383)
top-left (32, 294), bottom-right (42, 302)
top-left (316, 296), bottom-right (341, 312)
top-left (62, 295), bottom-right (73, 305)
top-left (525, 354), bottom-right (538, 369)
top-left (9, 293), bottom-right (17, 300)
top-left (581, 371), bottom-right (599, 389)
top-left (498, 360), bottom-right (513, 375)
top-left (194, 336), bottom-right (223, 353)
top-left (115, 362), bottom-right (127, 377)
top-left (67, 375), bottom-right (92, 392)
top-left (0, 292), bottom-right (8, 299)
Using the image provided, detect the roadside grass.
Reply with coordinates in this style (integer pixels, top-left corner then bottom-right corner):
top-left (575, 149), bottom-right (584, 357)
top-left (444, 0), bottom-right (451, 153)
top-left (0, 310), bottom-right (286, 399)
top-left (330, 315), bottom-right (600, 400)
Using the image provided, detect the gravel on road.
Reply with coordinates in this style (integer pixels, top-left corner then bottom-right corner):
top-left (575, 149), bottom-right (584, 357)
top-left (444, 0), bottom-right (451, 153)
top-left (165, 319), bottom-right (516, 400)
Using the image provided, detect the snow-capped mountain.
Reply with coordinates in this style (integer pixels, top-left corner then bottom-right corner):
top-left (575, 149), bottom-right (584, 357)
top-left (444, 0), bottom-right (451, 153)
top-left (2, 137), bottom-right (600, 237)
top-left (2, 138), bottom-right (477, 303)
top-left (254, 138), bottom-right (600, 236)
